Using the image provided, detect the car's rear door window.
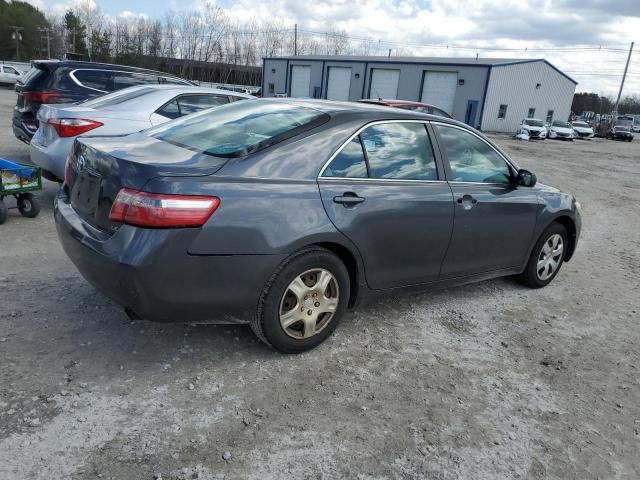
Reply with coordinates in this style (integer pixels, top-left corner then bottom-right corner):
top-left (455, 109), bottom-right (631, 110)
top-left (113, 72), bottom-right (158, 90)
top-left (156, 99), bottom-right (180, 119)
top-left (435, 124), bottom-right (512, 184)
top-left (322, 137), bottom-right (368, 178)
top-left (73, 70), bottom-right (111, 91)
top-left (360, 122), bottom-right (438, 180)
top-left (178, 94), bottom-right (229, 115)
top-left (148, 100), bottom-right (329, 158)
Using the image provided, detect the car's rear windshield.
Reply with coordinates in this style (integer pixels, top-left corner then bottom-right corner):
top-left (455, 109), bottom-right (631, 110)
top-left (552, 121), bottom-right (571, 128)
top-left (524, 119), bottom-right (544, 127)
top-left (19, 66), bottom-right (46, 86)
top-left (148, 100), bottom-right (330, 158)
top-left (81, 87), bottom-right (157, 108)
top-left (572, 122), bottom-right (589, 127)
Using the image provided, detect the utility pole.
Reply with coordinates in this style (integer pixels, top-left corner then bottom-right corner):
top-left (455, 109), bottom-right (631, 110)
top-left (613, 41), bottom-right (634, 115)
top-left (10, 26), bottom-right (23, 60)
top-left (294, 24), bottom-right (298, 56)
top-left (38, 27), bottom-right (51, 58)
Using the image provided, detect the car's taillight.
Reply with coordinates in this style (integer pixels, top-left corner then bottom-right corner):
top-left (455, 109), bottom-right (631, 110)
top-left (22, 91), bottom-right (62, 103)
top-left (108, 188), bottom-right (220, 228)
top-left (48, 118), bottom-right (104, 137)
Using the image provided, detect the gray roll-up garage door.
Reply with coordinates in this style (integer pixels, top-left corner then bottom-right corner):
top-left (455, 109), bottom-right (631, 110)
top-left (290, 66), bottom-right (311, 98)
top-left (326, 67), bottom-right (352, 101)
top-left (421, 71), bottom-right (458, 115)
top-left (369, 69), bottom-right (399, 99)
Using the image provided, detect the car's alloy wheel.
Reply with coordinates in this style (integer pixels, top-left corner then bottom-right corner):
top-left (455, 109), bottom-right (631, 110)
top-left (251, 247), bottom-right (350, 353)
top-left (536, 234), bottom-right (564, 281)
top-left (279, 268), bottom-right (339, 339)
top-left (517, 223), bottom-right (568, 289)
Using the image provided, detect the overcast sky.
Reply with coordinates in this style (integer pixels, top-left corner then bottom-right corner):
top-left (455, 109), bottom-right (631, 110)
top-left (29, 0), bottom-right (639, 96)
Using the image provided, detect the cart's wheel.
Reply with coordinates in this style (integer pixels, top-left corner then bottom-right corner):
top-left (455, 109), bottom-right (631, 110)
top-left (17, 193), bottom-right (40, 218)
top-left (0, 199), bottom-right (7, 224)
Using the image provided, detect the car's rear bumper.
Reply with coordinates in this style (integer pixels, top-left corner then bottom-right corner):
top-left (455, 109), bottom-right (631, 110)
top-left (54, 191), bottom-right (286, 323)
top-left (30, 133), bottom-right (71, 181)
top-left (12, 108), bottom-right (37, 142)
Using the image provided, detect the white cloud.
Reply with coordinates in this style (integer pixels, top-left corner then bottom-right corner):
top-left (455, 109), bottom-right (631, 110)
top-left (25, 0), bottom-right (640, 95)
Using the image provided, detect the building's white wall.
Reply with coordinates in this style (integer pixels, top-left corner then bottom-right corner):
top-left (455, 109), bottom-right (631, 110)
top-left (481, 61), bottom-right (576, 133)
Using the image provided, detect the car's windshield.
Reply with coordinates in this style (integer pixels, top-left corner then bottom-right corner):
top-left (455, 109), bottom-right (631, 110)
top-left (614, 126), bottom-right (630, 131)
top-left (82, 87), bottom-right (157, 108)
top-left (148, 100), bottom-right (330, 158)
top-left (572, 122), bottom-right (589, 128)
top-left (552, 121), bottom-right (571, 128)
top-left (524, 119), bottom-right (544, 127)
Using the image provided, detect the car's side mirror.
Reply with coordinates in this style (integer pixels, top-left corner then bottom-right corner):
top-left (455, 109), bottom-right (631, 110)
top-left (516, 169), bottom-right (537, 187)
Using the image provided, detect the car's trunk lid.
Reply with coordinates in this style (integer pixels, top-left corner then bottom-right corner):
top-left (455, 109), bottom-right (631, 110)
top-left (67, 133), bottom-right (228, 232)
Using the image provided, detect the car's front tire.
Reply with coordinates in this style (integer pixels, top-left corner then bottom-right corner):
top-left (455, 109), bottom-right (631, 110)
top-left (251, 247), bottom-right (350, 353)
top-left (517, 223), bottom-right (568, 289)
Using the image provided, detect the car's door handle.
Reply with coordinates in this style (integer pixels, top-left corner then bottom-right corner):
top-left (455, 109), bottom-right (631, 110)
top-left (456, 194), bottom-right (478, 210)
top-left (333, 192), bottom-right (365, 206)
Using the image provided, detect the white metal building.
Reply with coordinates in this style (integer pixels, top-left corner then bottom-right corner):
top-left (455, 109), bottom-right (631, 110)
top-left (261, 56), bottom-right (578, 133)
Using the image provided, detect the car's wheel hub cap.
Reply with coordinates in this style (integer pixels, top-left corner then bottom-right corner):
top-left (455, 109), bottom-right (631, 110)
top-left (537, 234), bottom-right (564, 281)
top-left (279, 268), bottom-right (339, 339)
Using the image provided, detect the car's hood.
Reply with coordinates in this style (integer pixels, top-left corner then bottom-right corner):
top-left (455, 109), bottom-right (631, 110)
top-left (522, 125), bottom-right (546, 131)
top-left (573, 126), bottom-right (593, 133)
top-left (550, 126), bottom-right (573, 133)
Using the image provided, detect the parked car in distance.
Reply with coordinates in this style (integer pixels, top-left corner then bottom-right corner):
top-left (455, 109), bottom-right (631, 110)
top-left (0, 64), bottom-right (24, 85)
top-left (547, 120), bottom-right (576, 140)
top-left (571, 121), bottom-right (594, 139)
top-left (13, 60), bottom-right (193, 143)
top-left (607, 125), bottom-right (634, 142)
top-left (357, 99), bottom-right (452, 118)
top-left (518, 118), bottom-right (547, 139)
top-left (30, 85), bottom-right (253, 182)
top-left (55, 99), bottom-right (581, 353)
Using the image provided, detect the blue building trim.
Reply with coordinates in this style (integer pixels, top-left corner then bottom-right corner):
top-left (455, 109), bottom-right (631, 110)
top-left (266, 57), bottom-right (509, 68)
top-left (285, 59), bottom-right (290, 96)
top-left (321, 60), bottom-right (326, 98)
top-left (261, 57), bottom-right (265, 96)
top-left (477, 66), bottom-right (492, 131)
top-left (361, 62), bottom-right (369, 99)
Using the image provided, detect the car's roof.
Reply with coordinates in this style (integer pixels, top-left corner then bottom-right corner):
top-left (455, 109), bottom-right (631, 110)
top-left (32, 59), bottom-right (187, 79)
top-left (261, 98), bottom-right (464, 126)
top-left (358, 99), bottom-right (442, 108)
top-left (116, 84), bottom-right (255, 98)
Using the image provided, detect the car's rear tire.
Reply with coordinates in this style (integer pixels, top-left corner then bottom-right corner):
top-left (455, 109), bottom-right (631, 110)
top-left (517, 223), bottom-right (568, 289)
top-left (17, 193), bottom-right (40, 218)
top-left (251, 247), bottom-right (350, 353)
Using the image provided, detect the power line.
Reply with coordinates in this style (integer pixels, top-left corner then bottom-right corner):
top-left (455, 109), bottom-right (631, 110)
top-left (296, 29), bottom-right (630, 53)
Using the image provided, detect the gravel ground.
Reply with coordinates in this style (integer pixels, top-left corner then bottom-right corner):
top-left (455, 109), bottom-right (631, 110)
top-left (1, 87), bottom-right (639, 480)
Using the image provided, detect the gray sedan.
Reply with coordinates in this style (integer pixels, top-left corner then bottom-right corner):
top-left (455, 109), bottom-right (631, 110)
top-left (30, 85), bottom-right (253, 182)
top-left (55, 99), bottom-right (582, 353)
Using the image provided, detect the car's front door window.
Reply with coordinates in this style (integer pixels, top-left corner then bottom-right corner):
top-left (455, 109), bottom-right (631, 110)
top-left (435, 124), bottom-right (512, 184)
top-left (178, 95), bottom-right (229, 116)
